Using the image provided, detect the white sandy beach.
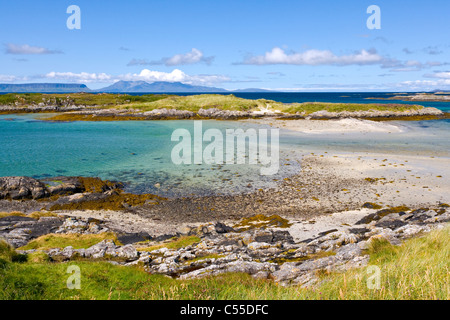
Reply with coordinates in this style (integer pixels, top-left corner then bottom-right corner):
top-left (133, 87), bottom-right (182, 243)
top-left (247, 118), bottom-right (405, 134)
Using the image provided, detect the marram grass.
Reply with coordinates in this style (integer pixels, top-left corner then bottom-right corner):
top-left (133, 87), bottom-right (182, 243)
top-left (0, 225), bottom-right (448, 300)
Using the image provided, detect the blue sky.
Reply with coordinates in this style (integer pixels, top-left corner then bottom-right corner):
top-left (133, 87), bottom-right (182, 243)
top-left (1, 0), bottom-right (449, 91)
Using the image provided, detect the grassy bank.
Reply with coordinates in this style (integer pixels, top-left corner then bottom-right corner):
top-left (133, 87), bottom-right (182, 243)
top-left (1, 225), bottom-right (448, 300)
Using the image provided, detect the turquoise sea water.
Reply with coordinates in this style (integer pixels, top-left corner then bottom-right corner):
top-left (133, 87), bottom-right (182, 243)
top-left (0, 115), bottom-right (299, 197)
top-left (1, 92), bottom-right (449, 197)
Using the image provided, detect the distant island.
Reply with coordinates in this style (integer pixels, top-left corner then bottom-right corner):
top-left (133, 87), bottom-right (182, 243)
top-left (0, 83), bottom-right (90, 93)
top-left (0, 81), bottom-right (272, 94)
top-left (0, 92), bottom-right (445, 122)
top-left (367, 92), bottom-right (450, 102)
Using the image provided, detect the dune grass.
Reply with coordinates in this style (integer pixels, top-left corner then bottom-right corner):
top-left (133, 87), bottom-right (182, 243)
top-left (314, 226), bottom-right (449, 300)
top-left (0, 225), bottom-right (448, 299)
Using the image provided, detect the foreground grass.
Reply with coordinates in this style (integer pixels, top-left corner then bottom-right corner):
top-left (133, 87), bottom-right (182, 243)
top-left (1, 225), bottom-right (448, 300)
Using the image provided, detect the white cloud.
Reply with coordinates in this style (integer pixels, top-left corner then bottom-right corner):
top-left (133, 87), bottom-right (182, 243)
top-left (123, 69), bottom-right (228, 85)
top-left (128, 48), bottom-right (214, 66)
top-left (37, 69), bottom-right (229, 86)
top-left (165, 48), bottom-right (213, 66)
top-left (5, 43), bottom-right (62, 55)
top-left (121, 69), bottom-right (187, 82)
top-left (45, 72), bottom-right (113, 83)
top-left (0, 74), bottom-right (23, 82)
top-left (241, 47), bottom-right (384, 66)
top-left (394, 79), bottom-right (450, 90)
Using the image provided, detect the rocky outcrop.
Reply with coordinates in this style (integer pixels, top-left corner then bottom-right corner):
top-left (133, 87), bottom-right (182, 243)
top-left (0, 215), bottom-right (64, 247)
top-left (0, 176), bottom-right (123, 200)
top-left (197, 108), bottom-right (251, 119)
top-left (0, 176), bottom-right (49, 200)
top-left (4, 204), bottom-right (448, 287)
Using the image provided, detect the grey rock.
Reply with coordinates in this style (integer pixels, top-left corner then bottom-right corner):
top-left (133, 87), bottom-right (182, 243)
top-left (85, 239), bottom-right (117, 259)
top-left (375, 219), bottom-right (407, 230)
top-left (0, 176), bottom-right (49, 200)
top-left (115, 244), bottom-right (139, 260)
top-left (335, 243), bottom-right (362, 260)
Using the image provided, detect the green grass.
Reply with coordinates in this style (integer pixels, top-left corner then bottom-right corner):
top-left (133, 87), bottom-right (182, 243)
top-left (314, 225), bottom-right (450, 299)
top-left (18, 232), bottom-right (121, 251)
top-left (1, 226), bottom-right (448, 300)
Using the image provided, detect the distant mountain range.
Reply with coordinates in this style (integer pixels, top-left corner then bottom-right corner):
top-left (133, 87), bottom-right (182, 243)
top-left (0, 81), bottom-right (273, 93)
top-left (98, 80), bottom-right (228, 93)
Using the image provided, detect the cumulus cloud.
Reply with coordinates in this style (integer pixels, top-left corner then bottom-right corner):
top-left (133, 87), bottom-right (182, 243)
top-left (165, 48), bottom-right (214, 66)
top-left (45, 71), bottom-right (113, 83)
top-left (5, 43), bottom-right (63, 55)
top-left (34, 69), bottom-right (229, 86)
top-left (128, 48), bottom-right (214, 67)
top-left (123, 69), bottom-right (228, 85)
top-left (240, 47), bottom-right (384, 66)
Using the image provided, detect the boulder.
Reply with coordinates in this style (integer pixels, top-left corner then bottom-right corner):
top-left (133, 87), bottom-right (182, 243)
top-left (0, 176), bottom-right (49, 200)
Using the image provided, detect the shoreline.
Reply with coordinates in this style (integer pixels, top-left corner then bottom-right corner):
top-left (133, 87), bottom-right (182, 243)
top-left (24, 106), bottom-right (449, 122)
top-left (1, 151), bottom-right (449, 236)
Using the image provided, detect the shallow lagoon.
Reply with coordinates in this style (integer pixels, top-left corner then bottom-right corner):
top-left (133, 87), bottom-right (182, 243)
top-left (0, 114), bottom-right (299, 197)
top-left (1, 113), bottom-right (449, 197)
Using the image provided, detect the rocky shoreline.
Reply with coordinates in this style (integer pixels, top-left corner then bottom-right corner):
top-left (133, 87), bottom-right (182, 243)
top-left (1, 173), bottom-right (449, 287)
top-left (1, 141), bottom-right (449, 288)
top-left (1, 204), bottom-right (448, 287)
